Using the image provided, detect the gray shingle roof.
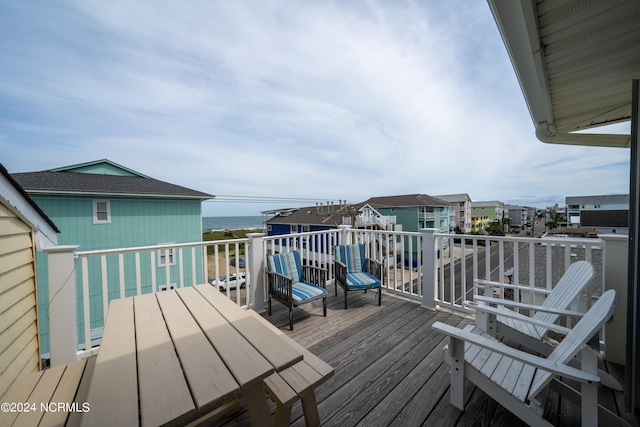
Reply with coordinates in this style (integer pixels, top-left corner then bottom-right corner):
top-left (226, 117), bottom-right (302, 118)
top-left (364, 194), bottom-right (451, 208)
top-left (265, 205), bottom-right (345, 226)
top-left (12, 171), bottom-right (213, 200)
top-left (1, 164), bottom-right (59, 232)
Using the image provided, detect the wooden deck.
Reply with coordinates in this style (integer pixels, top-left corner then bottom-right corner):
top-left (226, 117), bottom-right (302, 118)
top-left (218, 289), bottom-right (638, 427)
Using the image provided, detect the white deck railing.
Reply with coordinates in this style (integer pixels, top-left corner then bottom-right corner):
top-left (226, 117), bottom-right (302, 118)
top-left (433, 233), bottom-right (605, 313)
top-left (73, 237), bottom-right (253, 353)
top-left (47, 227), bottom-right (616, 363)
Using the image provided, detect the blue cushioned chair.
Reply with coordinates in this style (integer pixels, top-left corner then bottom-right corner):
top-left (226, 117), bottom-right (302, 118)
top-left (334, 244), bottom-right (382, 309)
top-left (266, 251), bottom-right (328, 330)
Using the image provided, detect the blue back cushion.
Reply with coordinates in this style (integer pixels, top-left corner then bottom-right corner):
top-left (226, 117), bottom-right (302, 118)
top-left (268, 251), bottom-right (304, 283)
top-left (335, 244), bottom-right (366, 273)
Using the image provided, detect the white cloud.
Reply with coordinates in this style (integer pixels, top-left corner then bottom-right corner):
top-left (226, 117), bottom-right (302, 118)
top-left (0, 0), bottom-right (630, 216)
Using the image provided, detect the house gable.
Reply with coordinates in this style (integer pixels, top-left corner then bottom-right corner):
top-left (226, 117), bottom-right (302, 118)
top-left (48, 159), bottom-right (149, 178)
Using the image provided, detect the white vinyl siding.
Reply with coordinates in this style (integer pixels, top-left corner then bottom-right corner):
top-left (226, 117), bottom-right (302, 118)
top-left (0, 202), bottom-right (40, 397)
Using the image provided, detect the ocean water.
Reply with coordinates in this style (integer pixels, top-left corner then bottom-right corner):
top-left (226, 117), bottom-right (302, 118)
top-left (202, 216), bottom-right (264, 232)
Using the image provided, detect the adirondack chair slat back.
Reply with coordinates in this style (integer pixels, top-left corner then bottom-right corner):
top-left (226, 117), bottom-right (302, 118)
top-left (528, 289), bottom-right (617, 399)
top-left (268, 251), bottom-right (304, 283)
top-left (335, 244), bottom-right (366, 273)
top-left (532, 260), bottom-right (594, 336)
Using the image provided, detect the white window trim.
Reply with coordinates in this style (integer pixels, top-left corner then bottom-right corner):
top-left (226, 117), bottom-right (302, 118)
top-left (93, 200), bottom-right (111, 224)
top-left (157, 245), bottom-right (176, 267)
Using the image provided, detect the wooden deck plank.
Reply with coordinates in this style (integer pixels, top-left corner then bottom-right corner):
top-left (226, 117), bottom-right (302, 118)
top-left (306, 311), bottom-right (453, 426)
top-left (14, 364), bottom-right (65, 426)
top-left (134, 293), bottom-right (195, 427)
top-left (81, 298), bottom-right (138, 427)
top-left (40, 359), bottom-right (87, 427)
top-left (156, 290), bottom-right (239, 412)
top-left (216, 291), bottom-right (635, 427)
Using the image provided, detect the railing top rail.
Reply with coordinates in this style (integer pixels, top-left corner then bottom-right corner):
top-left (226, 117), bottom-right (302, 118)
top-left (351, 229), bottom-right (421, 237)
top-left (435, 233), bottom-right (603, 246)
top-left (75, 238), bottom-right (250, 258)
top-left (263, 229), bottom-right (341, 240)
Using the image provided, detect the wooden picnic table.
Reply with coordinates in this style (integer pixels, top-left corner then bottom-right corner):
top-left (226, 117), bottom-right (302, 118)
top-left (81, 284), bottom-right (308, 426)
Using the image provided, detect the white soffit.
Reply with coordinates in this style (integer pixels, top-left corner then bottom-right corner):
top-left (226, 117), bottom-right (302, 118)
top-left (488, 0), bottom-right (640, 148)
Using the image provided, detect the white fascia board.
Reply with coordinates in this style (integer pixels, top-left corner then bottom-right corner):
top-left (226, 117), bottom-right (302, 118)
top-left (0, 175), bottom-right (58, 248)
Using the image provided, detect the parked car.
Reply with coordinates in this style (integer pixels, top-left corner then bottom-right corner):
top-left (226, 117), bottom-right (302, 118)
top-left (211, 272), bottom-right (246, 291)
top-left (230, 256), bottom-right (245, 268)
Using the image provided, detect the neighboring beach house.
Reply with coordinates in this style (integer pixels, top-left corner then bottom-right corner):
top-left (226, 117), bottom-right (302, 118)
top-left (11, 159), bottom-right (214, 357)
top-left (470, 209), bottom-right (490, 233)
top-left (0, 163), bottom-right (59, 396)
top-left (470, 200), bottom-right (505, 223)
top-left (264, 203), bottom-right (345, 236)
top-left (363, 194), bottom-right (451, 234)
top-left (435, 193), bottom-right (472, 233)
top-left (566, 194), bottom-right (630, 235)
top-left (504, 204), bottom-right (529, 231)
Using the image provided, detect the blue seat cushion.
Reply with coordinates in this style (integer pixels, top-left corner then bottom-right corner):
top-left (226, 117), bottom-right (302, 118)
top-left (335, 244), bottom-right (367, 273)
top-left (268, 251), bottom-right (304, 283)
top-left (292, 282), bottom-right (328, 305)
top-left (345, 272), bottom-right (381, 290)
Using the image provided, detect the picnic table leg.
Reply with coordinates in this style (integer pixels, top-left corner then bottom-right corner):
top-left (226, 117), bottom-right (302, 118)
top-left (242, 383), bottom-right (272, 426)
top-left (300, 390), bottom-right (320, 427)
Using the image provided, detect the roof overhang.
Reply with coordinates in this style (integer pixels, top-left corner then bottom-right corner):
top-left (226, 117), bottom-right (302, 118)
top-left (488, 0), bottom-right (640, 148)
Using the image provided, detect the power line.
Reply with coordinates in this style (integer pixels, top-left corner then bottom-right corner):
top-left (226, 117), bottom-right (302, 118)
top-left (205, 195), bottom-right (357, 204)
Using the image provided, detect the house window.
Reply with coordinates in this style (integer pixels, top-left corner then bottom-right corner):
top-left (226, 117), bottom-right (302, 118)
top-left (290, 225), bottom-right (297, 233)
top-left (302, 225), bottom-right (310, 232)
top-left (93, 200), bottom-right (111, 224)
top-left (157, 245), bottom-right (175, 267)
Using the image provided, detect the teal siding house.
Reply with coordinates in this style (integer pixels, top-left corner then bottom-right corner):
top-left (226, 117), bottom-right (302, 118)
top-left (364, 194), bottom-right (451, 233)
top-left (363, 194), bottom-right (451, 260)
top-left (12, 159), bottom-right (213, 356)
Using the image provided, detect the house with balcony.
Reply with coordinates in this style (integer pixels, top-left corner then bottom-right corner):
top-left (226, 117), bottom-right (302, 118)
top-left (567, 194), bottom-right (630, 235)
top-left (470, 209), bottom-right (490, 233)
top-left (504, 204), bottom-right (529, 231)
top-left (470, 200), bottom-right (505, 223)
top-left (435, 193), bottom-right (472, 233)
top-left (11, 159), bottom-right (213, 357)
top-left (363, 194), bottom-right (451, 234)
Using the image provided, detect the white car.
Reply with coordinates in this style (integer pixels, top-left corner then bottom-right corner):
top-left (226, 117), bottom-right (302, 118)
top-left (211, 272), bottom-right (246, 291)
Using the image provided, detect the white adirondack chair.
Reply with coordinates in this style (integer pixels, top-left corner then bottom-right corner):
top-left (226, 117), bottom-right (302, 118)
top-left (469, 260), bottom-right (594, 354)
top-left (433, 289), bottom-right (628, 427)
top-left (467, 260), bottom-right (621, 390)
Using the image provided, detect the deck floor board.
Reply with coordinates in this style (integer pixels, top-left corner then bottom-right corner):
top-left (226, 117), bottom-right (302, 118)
top-left (216, 289), bottom-right (637, 427)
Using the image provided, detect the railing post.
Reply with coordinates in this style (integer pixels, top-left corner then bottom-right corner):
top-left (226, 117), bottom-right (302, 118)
top-left (601, 234), bottom-right (629, 365)
top-left (43, 245), bottom-right (80, 366)
top-left (247, 233), bottom-right (266, 313)
top-left (338, 224), bottom-right (352, 245)
top-left (421, 228), bottom-right (437, 310)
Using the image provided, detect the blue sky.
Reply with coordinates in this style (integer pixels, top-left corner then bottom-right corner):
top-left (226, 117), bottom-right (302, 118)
top-left (0, 0), bottom-right (630, 216)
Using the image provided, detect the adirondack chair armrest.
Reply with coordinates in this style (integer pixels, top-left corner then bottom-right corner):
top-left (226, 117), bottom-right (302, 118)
top-left (432, 321), bottom-right (601, 384)
top-left (473, 295), bottom-right (585, 318)
top-left (464, 300), bottom-right (572, 336)
top-left (474, 279), bottom-right (552, 296)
